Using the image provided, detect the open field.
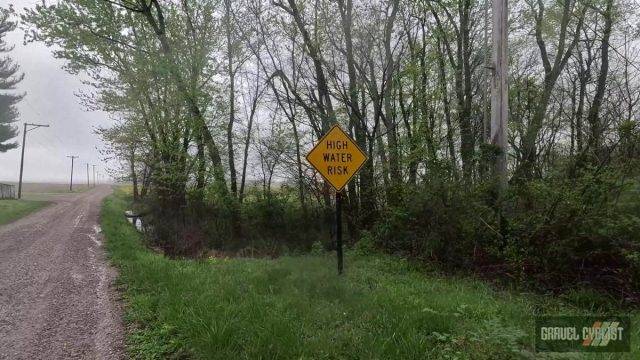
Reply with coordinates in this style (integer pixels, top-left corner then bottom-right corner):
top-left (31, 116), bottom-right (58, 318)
top-left (2, 182), bottom-right (92, 195)
top-left (0, 183), bottom-right (95, 226)
top-left (0, 183), bottom-right (92, 203)
top-left (102, 188), bottom-right (639, 359)
top-left (0, 199), bottom-right (50, 226)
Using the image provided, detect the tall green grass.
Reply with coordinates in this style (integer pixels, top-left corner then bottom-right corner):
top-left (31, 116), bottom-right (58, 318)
top-left (0, 199), bottom-right (49, 225)
top-left (102, 189), bottom-right (639, 359)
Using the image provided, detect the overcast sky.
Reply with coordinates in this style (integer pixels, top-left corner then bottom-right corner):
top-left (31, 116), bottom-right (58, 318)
top-left (0, 0), bottom-right (112, 184)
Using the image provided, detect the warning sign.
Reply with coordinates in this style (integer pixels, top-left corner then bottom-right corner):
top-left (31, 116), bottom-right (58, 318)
top-left (306, 125), bottom-right (368, 191)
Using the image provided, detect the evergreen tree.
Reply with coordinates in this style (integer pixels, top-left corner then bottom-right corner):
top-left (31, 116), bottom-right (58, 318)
top-left (0, 7), bottom-right (23, 153)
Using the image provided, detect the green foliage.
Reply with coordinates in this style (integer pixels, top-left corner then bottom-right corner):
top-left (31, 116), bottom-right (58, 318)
top-left (478, 143), bottom-right (504, 165)
top-left (309, 241), bottom-right (325, 255)
top-left (559, 288), bottom-right (617, 312)
top-left (351, 231), bottom-right (377, 256)
top-left (618, 120), bottom-right (640, 158)
top-left (505, 166), bottom-right (640, 301)
top-left (0, 6), bottom-right (24, 153)
top-left (371, 179), bottom-right (493, 268)
top-left (369, 166), bottom-right (640, 304)
top-left (141, 185), bottom-right (327, 257)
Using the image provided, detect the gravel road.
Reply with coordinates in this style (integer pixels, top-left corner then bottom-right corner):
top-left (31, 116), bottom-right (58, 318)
top-left (0, 187), bottom-right (124, 359)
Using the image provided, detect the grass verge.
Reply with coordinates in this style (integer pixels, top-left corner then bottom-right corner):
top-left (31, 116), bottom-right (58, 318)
top-left (102, 188), bottom-right (639, 359)
top-left (0, 199), bottom-right (49, 226)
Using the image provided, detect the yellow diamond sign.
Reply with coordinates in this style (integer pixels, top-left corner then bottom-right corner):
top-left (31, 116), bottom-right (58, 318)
top-left (306, 125), bottom-right (368, 191)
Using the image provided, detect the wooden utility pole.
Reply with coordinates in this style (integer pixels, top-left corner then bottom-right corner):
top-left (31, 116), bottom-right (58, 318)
top-left (491, 0), bottom-right (508, 190)
top-left (17, 123), bottom-right (49, 199)
top-left (67, 156), bottom-right (78, 192)
top-left (482, 0), bottom-right (491, 143)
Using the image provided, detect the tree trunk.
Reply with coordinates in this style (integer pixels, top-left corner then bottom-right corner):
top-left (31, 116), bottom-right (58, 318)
top-left (513, 0), bottom-right (585, 180)
top-left (239, 94), bottom-right (258, 203)
top-left (130, 148), bottom-right (139, 201)
top-left (382, 0), bottom-right (401, 204)
top-left (142, 1), bottom-right (228, 196)
top-left (436, 37), bottom-right (457, 174)
top-left (585, 0), bottom-right (613, 159)
top-left (196, 132), bottom-right (206, 190)
top-left (291, 118), bottom-right (307, 214)
top-left (337, 0), bottom-right (376, 226)
top-left (225, 0), bottom-right (238, 197)
top-left (459, 0), bottom-right (475, 183)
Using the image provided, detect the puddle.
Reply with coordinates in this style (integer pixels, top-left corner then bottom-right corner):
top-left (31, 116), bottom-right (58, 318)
top-left (125, 211), bottom-right (145, 232)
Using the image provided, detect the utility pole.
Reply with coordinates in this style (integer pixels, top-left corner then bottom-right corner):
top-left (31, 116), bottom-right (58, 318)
top-left (482, 0), bottom-right (491, 143)
top-left (67, 156), bottom-right (79, 192)
top-left (86, 163), bottom-right (90, 189)
top-left (491, 0), bottom-right (508, 190)
top-left (92, 165), bottom-right (96, 187)
top-left (17, 123), bottom-right (49, 199)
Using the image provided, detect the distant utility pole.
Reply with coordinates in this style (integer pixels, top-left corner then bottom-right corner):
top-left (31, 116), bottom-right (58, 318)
top-left (17, 123), bottom-right (50, 199)
top-left (92, 165), bottom-right (96, 187)
top-left (67, 156), bottom-right (79, 192)
top-left (86, 163), bottom-right (90, 189)
top-left (491, 0), bottom-right (509, 190)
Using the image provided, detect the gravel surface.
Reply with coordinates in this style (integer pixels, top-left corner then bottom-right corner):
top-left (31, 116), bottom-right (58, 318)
top-left (0, 187), bottom-right (124, 360)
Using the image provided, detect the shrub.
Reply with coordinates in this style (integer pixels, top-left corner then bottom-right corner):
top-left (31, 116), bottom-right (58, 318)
top-left (196, 186), bottom-right (326, 256)
top-left (370, 179), bottom-right (496, 269)
top-left (369, 166), bottom-right (640, 304)
top-left (505, 166), bottom-right (640, 302)
top-left (352, 231), bottom-right (377, 256)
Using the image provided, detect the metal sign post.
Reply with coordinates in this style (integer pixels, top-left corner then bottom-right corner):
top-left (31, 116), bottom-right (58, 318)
top-left (306, 124), bottom-right (368, 275)
top-left (336, 191), bottom-right (343, 274)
